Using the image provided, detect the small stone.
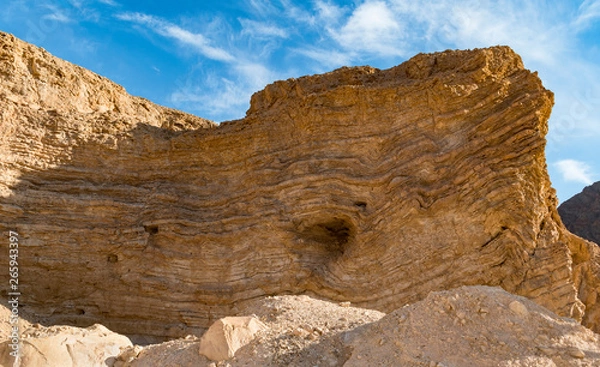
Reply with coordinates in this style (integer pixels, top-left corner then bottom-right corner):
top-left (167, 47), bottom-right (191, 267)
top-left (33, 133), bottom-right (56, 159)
top-left (537, 346), bottom-right (555, 356)
top-left (508, 301), bottom-right (529, 318)
top-left (568, 347), bottom-right (585, 359)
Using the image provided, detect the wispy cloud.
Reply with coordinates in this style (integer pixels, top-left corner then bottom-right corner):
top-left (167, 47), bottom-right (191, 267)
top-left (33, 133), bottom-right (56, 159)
top-left (116, 12), bottom-right (234, 62)
top-left (97, 0), bottom-right (119, 6)
top-left (246, 0), bottom-right (280, 17)
top-left (170, 60), bottom-right (277, 121)
top-left (573, 0), bottom-right (600, 30)
top-left (314, 0), bottom-right (346, 22)
top-left (43, 11), bottom-right (70, 23)
top-left (239, 19), bottom-right (288, 39)
top-left (295, 47), bottom-right (352, 70)
top-left (554, 160), bottom-right (595, 185)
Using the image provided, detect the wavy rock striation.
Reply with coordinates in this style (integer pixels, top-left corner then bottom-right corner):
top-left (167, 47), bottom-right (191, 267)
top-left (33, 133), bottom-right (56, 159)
top-left (1, 31), bottom-right (599, 338)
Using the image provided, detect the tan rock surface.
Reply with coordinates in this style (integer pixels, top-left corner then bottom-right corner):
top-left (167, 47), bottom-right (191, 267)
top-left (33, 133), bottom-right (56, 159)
top-left (321, 286), bottom-right (600, 367)
top-left (199, 317), bottom-right (267, 361)
top-left (0, 322), bottom-right (131, 367)
top-left (0, 31), bottom-right (599, 340)
top-left (116, 287), bottom-right (600, 366)
top-left (116, 294), bottom-right (385, 366)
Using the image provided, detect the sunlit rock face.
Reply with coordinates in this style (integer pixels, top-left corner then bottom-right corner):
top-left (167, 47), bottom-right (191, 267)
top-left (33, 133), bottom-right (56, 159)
top-left (1, 31), bottom-right (598, 338)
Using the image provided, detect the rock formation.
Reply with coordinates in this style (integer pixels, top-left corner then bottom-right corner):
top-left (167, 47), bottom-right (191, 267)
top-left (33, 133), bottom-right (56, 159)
top-left (1, 30), bottom-right (599, 343)
top-left (559, 181), bottom-right (600, 246)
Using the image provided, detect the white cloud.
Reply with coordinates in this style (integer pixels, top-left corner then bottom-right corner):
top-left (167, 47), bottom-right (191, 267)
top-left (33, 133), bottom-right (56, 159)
top-left (239, 19), bottom-right (288, 38)
top-left (385, 0), bottom-right (573, 65)
top-left (170, 76), bottom-right (251, 122)
top-left (331, 1), bottom-right (404, 57)
top-left (247, 0), bottom-right (279, 17)
top-left (170, 60), bottom-right (277, 122)
top-left (295, 47), bottom-right (352, 69)
top-left (554, 160), bottom-right (595, 185)
top-left (116, 12), bottom-right (234, 62)
top-left (574, 0), bottom-right (600, 30)
top-left (171, 81), bottom-right (241, 119)
top-left (40, 3), bottom-right (73, 23)
top-left (43, 11), bottom-right (70, 23)
top-left (97, 0), bottom-right (119, 5)
top-left (234, 62), bottom-right (274, 91)
top-left (315, 0), bottom-right (345, 22)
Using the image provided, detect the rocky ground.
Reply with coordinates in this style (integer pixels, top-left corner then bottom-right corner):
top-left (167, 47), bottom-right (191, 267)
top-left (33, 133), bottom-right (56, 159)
top-left (2, 286), bottom-right (600, 366)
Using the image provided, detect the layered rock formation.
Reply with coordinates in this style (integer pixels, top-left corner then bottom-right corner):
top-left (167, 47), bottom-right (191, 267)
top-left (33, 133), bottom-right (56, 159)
top-left (1, 31), bottom-right (599, 342)
top-left (559, 181), bottom-right (600, 246)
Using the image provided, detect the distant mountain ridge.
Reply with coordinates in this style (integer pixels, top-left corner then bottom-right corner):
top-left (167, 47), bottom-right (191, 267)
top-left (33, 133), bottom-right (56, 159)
top-left (559, 181), bottom-right (600, 246)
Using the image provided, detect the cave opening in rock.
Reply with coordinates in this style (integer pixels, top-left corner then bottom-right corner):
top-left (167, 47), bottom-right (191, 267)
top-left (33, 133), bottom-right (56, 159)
top-left (298, 217), bottom-right (354, 258)
top-left (144, 224), bottom-right (159, 235)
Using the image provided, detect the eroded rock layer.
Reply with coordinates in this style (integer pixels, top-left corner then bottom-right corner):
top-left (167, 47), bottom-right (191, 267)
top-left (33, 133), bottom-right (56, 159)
top-left (1, 32), bottom-right (599, 338)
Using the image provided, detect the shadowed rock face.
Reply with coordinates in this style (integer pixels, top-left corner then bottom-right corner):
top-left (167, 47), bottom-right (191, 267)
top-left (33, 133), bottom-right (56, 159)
top-left (559, 181), bottom-right (600, 246)
top-left (1, 31), bottom-right (599, 338)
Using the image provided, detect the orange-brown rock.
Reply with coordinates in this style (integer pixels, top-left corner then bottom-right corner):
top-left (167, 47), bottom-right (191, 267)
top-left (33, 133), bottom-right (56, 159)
top-left (0, 31), bottom-right (599, 339)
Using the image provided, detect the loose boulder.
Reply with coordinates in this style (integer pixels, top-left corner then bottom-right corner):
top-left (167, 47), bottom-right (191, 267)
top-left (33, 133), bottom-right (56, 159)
top-left (199, 317), bottom-right (267, 361)
top-left (0, 323), bottom-right (131, 367)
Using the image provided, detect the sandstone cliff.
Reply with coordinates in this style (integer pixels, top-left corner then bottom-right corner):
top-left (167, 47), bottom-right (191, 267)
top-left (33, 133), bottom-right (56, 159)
top-left (559, 181), bottom-right (600, 246)
top-left (1, 31), bottom-right (599, 340)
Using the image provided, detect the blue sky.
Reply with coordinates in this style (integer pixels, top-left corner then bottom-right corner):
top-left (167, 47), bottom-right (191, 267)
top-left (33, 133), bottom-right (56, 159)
top-left (1, 0), bottom-right (598, 202)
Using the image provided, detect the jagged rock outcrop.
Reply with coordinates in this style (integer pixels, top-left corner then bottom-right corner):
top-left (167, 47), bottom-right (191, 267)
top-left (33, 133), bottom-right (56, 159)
top-left (1, 31), bottom-right (599, 341)
top-left (559, 181), bottom-right (600, 246)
